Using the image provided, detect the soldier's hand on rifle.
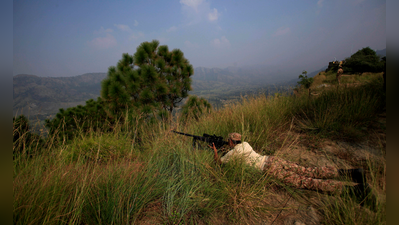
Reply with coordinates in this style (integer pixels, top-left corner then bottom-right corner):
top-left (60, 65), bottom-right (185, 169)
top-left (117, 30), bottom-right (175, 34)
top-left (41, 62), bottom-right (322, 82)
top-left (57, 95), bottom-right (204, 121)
top-left (208, 142), bottom-right (217, 151)
top-left (210, 143), bottom-right (217, 152)
top-left (211, 143), bottom-right (222, 164)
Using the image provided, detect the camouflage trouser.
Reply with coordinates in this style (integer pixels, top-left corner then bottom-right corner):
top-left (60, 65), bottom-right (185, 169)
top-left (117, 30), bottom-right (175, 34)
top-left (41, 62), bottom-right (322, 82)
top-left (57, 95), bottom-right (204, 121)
top-left (264, 156), bottom-right (344, 193)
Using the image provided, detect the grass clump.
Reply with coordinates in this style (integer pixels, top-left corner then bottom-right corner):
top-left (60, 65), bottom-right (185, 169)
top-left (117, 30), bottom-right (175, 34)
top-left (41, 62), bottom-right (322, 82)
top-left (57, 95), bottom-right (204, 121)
top-left (59, 131), bottom-right (135, 164)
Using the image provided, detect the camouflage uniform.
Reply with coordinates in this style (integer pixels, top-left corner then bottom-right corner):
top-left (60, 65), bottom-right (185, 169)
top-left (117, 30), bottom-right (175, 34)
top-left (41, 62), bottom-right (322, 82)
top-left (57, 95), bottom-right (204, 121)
top-left (264, 156), bottom-right (344, 193)
top-left (222, 133), bottom-right (345, 193)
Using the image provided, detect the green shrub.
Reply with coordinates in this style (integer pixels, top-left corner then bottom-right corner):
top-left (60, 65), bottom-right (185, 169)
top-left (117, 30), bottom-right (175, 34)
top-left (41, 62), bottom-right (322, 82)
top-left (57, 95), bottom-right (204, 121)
top-left (180, 95), bottom-right (212, 123)
top-left (343, 47), bottom-right (385, 74)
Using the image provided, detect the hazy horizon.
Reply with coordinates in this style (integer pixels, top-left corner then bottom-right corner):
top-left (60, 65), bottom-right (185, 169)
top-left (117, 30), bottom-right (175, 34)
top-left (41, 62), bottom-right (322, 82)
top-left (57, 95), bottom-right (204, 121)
top-left (14, 0), bottom-right (386, 78)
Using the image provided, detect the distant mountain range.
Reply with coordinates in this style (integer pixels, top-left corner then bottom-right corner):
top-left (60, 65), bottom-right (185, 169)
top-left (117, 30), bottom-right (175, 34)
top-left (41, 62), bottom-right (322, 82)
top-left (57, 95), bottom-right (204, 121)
top-left (13, 66), bottom-right (297, 120)
top-left (376, 49), bottom-right (386, 58)
top-left (13, 73), bottom-right (107, 120)
top-left (13, 48), bottom-right (385, 121)
top-left (193, 66), bottom-right (283, 84)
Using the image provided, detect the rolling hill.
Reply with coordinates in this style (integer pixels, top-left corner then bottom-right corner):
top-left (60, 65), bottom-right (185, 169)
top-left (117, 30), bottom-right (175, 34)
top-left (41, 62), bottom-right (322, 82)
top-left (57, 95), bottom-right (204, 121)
top-left (13, 73), bottom-right (107, 120)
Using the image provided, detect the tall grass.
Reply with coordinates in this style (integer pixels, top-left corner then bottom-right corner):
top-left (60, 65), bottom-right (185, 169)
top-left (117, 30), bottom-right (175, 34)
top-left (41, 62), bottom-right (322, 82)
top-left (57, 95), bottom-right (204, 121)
top-left (13, 75), bottom-right (386, 224)
top-left (293, 76), bottom-right (385, 141)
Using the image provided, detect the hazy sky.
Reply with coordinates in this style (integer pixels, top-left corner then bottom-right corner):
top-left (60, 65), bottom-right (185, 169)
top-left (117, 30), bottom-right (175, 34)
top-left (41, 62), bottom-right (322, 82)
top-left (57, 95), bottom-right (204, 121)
top-left (13, 0), bottom-right (386, 78)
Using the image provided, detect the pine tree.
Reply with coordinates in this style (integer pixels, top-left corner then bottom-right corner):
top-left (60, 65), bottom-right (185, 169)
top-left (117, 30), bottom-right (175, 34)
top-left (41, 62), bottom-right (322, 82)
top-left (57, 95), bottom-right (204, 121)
top-left (101, 40), bottom-right (194, 121)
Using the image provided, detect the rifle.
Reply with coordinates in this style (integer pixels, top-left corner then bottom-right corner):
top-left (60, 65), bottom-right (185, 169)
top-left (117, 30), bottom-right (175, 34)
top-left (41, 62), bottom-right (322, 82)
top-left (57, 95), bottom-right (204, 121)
top-left (172, 130), bottom-right (228, 150)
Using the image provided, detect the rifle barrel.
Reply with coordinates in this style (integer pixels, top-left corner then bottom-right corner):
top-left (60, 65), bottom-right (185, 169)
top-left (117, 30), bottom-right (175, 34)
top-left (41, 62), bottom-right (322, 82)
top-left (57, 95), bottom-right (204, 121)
top-left (172, 130), bottom-right (228, 148)
top-left (172, 130), bottom-right (206, 141)
top-left (172, 130), bottom-right (197, 138)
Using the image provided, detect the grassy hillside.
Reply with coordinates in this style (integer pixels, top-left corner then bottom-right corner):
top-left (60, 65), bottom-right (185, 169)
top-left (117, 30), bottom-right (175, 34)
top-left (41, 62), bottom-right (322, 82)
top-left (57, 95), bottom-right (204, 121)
top-left (13, 72), bottom-right (386, 224)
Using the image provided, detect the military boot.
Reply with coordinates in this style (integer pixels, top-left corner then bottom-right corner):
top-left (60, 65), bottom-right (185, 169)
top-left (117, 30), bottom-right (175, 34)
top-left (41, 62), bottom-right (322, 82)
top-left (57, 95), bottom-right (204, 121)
top-left (342, 183), bottom-right (368, 200)
top-left (342, 183), bottom-right (377, 211)
top-left (338, 168), bottom-right (365, 183)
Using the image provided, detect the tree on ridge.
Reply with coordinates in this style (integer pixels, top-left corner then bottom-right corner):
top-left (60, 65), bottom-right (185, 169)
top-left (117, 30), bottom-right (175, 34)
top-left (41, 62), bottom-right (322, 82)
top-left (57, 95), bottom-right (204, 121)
top-left (343, 47), bottom-right (384, 74)
top-left (101, 40), bottom-right (194, 121)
